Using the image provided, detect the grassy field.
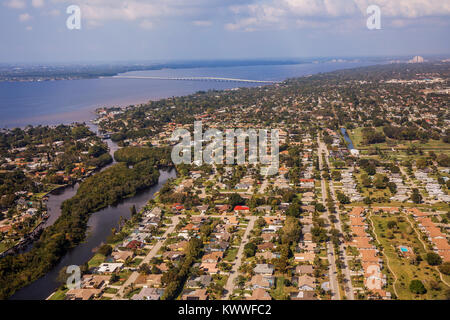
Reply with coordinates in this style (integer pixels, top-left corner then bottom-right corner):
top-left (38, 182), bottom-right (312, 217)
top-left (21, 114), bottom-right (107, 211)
top-left (369, 213), bottom-right (449, 300)
top-left (88, 253), bottom-right (106, 268)
top-left (349, 128), bottom-right (450, 156)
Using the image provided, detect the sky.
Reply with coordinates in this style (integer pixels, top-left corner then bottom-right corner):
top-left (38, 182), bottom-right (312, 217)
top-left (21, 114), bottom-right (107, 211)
top-left (1, 0), bottom-right (449, 63)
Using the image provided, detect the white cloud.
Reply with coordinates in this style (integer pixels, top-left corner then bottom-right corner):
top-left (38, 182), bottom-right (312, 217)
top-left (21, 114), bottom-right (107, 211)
top-left (31, 0), bottom-right (44, 8)
top-left (225, 0), bottom-right (450, 31)
top-left (193, 20), bottom-right (212, 27)
top-left (19, 13), bottom-right (31, 22)
top-left (38, 0), bottom-right (450, 31)
top-left (4, 0), bottom-right (26, 9)
top-left (26, 26), bottom-right (32, 31)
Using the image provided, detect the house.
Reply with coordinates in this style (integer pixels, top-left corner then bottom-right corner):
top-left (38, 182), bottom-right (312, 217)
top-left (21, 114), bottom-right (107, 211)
top-left (361, 249), bottom-right (381, 264)
top-left (196, 205), bottom-right (209, 214)
top-left (234, 206), bottom-right (250, 214)
top-left (182, 289), bottom-right (209, 300)
top-left (132, 288), bottom-right (164, 300)
top-left (200, 262), bottom-right (219, 274)
top-left (295, 265), bottom-right (314, 275)
top-left (216, 204), bottom-right (231, 214)
top-left (247, 288), bottom-right (271, 300)
top-left (253, 264), bottom-right (274, 275)
top-left (112, 250), bottom-right (134, 263)
top-left (97, 263), bottom-right (123, 274)
top-left (126, 240), bottom-right (143, 250)
top-left (350, 217), bottom-right (366, 227)
top-left (82, 275), bottom-right (110, 289)
top-left (249, 275), bottom-right (275, 290)
top-left (163, 251), bottom-right (185, 261)
top-left (256, 206), bottom-right (272, 214)
top-left (135, 274), bottom-right (163, 288)
top-left (186, 275), bottom-right (212, 289)
top-left (302, 233), bottom-right (313, 243)
top-left (65, 288), bottom-right (101, 300)
top-left (202, 252), bottom-right (224, 263)
top-left (297, 275), bottom-right (315, 291)
top-left (258, 242), bottom-right (275, 251)
top-left (256, 251), bottom-right (276, 260)
top-left (294, 252), bottom-right (315, 263)
top-left (172, 204), bottom-right (185, 213)
top-left (290, 290), bottom-right (317, 300)
top-left (235, 183), bottom-right (251, 190)
top-left (168, 241), bottom-right (188, 252)
top-left (261, 233), bottom-right (276, 242)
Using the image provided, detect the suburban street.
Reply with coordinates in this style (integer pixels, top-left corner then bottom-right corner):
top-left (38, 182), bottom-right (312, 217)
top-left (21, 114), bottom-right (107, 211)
top-left (114, 216), bottom-right (180, 299)
top-left (223, 216), bottom-right (257, 299)
top-left (317, 137), bottom-right (341, 300)
top-left (319, 138), bottom-right (355, 300)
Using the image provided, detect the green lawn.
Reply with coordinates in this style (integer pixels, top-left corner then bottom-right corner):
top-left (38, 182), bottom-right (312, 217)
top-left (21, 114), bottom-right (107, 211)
top-left (49, 288), bottom-right (68, 300)
top-left (224, 247), bottom-right (239, 262)
top-left (88, 253), bottom-right (106, 268)
top-left (369, 214), bottom-right (449, 300)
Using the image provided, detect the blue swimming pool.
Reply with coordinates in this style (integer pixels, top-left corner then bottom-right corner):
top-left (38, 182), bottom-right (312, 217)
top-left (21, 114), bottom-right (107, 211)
top-left (400, 247), bottom-right (408, 253)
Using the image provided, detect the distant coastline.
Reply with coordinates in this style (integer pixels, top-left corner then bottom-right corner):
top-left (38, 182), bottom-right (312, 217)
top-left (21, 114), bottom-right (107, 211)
top-left (0, 57), bottom-right (389, 83)
top-left (0, 61), bottom-right (380, 129)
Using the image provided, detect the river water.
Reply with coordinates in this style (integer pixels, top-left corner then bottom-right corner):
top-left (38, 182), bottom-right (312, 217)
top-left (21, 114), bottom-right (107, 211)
top-left (10, 168), bottom-right (176, 300)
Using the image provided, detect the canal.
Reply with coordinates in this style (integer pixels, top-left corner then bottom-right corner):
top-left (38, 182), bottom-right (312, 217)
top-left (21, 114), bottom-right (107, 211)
top-left (10, 129), bottom-right (177, 300)
top-left (340, 127), bottom-right (355, 150)
top-left (10, 168), bottom-right (176, 300)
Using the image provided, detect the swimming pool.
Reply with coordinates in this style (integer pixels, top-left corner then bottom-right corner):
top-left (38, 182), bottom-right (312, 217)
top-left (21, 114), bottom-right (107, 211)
top-left (400, 247), bottom-right (408, 253)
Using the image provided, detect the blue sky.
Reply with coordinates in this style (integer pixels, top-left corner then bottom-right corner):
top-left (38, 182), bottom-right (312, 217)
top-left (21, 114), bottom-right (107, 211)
top-left (1, 0), bottom-right (449, 63)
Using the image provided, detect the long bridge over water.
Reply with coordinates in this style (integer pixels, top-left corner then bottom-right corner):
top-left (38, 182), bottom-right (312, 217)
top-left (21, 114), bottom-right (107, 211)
top-left (111, 75), bottom-right (280, 84)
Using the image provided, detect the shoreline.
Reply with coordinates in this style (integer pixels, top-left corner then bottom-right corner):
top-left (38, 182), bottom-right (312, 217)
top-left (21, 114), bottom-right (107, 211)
top-left (0, 61), bottom-right (381, 130)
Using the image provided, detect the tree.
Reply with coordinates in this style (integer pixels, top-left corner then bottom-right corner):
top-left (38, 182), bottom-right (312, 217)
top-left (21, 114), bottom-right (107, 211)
top-left (130, 205), bottom-right (137, 216)
top-left (361, 174), bottom-right (372, 188)
top-left (438, 262), bottom-right (450, 275)
top-left (315, 203), bottom-right (326, 212)
top-left (110, 273), bottom-right (120, 283)
top-left (409, 280), bottom-right (427, 294)
top-left (244, 242), bottom-right (256, 258)
top-left (286, 203), bottom-right (302, 218)
top-left (98, 244), bottom-right (112, 256)
top-left (336, 192), bottom-right (350, 204)
top-left (331, 170), bottom-right (342, 181)
top-left (410, 189), bottom-right (422, 204)
top-left (255, 217), bottom-right (267, 229)
top-left (426, 252), bottom-right (442, 266)
top-left (373, 174), bottom-right (388, 189)
top-left (387, 221), bottom-right (397, 229)
top-left (228, 193), bottom-right (245, 207)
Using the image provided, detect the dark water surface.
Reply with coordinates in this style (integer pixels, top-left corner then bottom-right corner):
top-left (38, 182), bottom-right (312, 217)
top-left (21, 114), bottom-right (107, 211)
top-left (10, 169), bottom-right (176, 300)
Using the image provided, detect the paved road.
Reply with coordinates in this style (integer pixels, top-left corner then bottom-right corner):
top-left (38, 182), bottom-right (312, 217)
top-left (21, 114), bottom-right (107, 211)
top-left (317, 137), bottom-right (341, 300)
top-left (114, 216), bottom-right (180, 299)
top-left (223, 216), bottom-right (257, 299)
top-left (259, 178), bottom-right (269, 194)
top-left (318, 137), bottom-right (355, 300)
